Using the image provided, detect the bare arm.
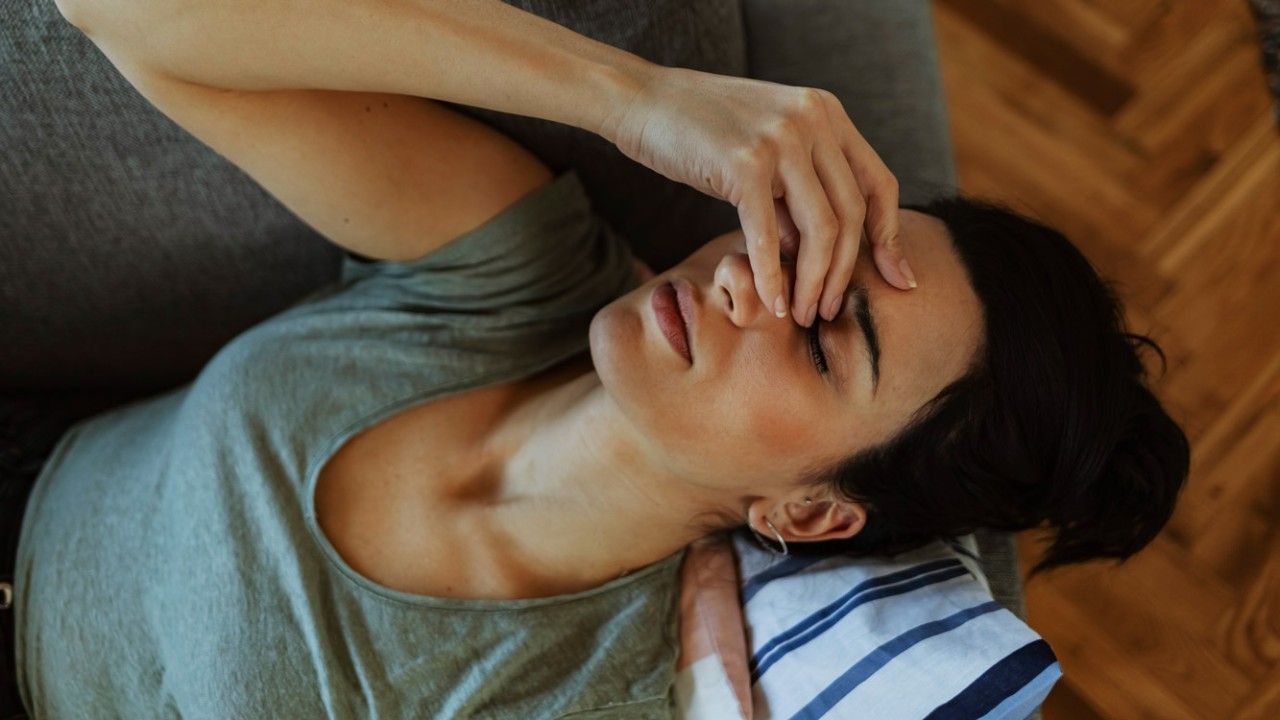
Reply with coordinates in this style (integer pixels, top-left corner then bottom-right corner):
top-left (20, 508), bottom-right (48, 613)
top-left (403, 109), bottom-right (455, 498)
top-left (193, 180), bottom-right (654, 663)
top-left (56, 0), bottom-right (649, 140)
top-left (54, 0), bottom-right (652, 261)
top-left (102, 72), bottom-right (560, 262)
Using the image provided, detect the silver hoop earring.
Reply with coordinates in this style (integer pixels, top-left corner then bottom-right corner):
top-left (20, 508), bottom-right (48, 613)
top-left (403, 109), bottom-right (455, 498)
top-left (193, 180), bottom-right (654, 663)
top-left (749, 519), bottom-right (789, 556)
top-left (764, 518), bottom-right (789, 556)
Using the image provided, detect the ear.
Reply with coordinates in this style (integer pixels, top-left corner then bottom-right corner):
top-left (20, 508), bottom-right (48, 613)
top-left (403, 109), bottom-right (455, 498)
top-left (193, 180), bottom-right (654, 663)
top-left (778, 497), bottom-right (866, 544)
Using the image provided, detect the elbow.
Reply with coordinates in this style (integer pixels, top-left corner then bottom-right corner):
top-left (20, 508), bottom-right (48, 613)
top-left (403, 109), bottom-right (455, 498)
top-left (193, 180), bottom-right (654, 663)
top-left (51, 0), bottom-right (210, 69)
top-left (52, 0), bottom-right (126, 36)
top-left (53, 0), bottom-right (196, 38)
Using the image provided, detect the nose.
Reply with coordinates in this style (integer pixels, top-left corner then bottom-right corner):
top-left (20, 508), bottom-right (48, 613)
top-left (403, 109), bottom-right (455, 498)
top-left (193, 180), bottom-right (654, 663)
top-left (714, 252), bottom-right (793, 328)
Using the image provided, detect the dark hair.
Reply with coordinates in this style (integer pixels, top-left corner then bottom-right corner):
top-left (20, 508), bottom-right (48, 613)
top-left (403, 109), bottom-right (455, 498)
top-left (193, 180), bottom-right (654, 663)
top-left (792, 196), bottom-right (1191, 578)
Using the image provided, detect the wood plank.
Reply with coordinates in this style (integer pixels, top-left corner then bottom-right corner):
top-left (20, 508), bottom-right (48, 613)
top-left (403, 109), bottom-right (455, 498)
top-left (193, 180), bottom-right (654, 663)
top-left (1126, 43), bottom-right (1275, 208)
top-left (1115, 0), bottom-right (1249, 83)
top-left (1077, 0), bottom-right (1172, 39)
top-left (1136, 114), bottom-right (1279, 263)
top-left (1167, 355), bottom-right (1280, 544)
top-left (1231, 660), bottom-right (1280, 719)
top-left (943, 73), bottom-right (1156, 248)
top-left (1136, 39), bottom-right (1271, 159)
top-left (1041, 678), bottom-right (1109, 720)
top-left (989, 0), bottom-right (1132, 63)
top-left (1023, 577), bottom-right (1205, 720)
top-left (937, 0), bottom-right (1135, 114)
top-left (934, 0), bottom-right (1148, 182)
top-left (1220, 531), bottom-right (1280, 679)
top-left (1186, 406), bottom-right (1280, 589)
top-left (1028, 561), bottom-right (1252, 717)
top-left (1141, 146), bottom-right (1280, 424)
top-left (1156, 129), bottom-right (1280, 275)
top-left (1114, 5), bottom-right (1249, 139)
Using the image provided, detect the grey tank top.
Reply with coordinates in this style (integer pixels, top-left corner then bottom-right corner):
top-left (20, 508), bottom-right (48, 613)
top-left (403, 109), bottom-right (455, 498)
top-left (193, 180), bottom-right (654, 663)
top-left (15, 170), bottom-right (686, 719)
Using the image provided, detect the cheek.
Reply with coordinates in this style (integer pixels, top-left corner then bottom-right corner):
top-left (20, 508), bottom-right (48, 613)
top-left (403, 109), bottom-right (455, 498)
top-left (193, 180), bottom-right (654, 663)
top-left (592, 295), bottom-right (836, 480)
top-left (689, 346), bottom-right (829, 478)
top-left (732, 364), bottom-right (820, 454)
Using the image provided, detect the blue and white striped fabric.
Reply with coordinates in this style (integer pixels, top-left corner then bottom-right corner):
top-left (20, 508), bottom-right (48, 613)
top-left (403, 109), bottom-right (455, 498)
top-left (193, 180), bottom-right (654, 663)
top-left (734, 533), bottom-right (1061, 720)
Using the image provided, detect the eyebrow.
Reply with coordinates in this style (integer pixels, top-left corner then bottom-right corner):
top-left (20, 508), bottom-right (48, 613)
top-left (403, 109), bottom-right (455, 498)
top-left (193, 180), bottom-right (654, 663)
top-left (847, 282), bottom-right (881, 396)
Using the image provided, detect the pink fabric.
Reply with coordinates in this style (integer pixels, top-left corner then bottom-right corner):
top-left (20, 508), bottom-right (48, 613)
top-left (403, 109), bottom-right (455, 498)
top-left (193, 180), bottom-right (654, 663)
top-left (677, 535), bottom-right (752, 719)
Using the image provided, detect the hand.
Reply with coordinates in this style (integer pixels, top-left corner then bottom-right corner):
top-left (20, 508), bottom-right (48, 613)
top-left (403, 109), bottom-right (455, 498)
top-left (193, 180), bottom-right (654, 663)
top-left (602, 65), bottom-right (915, 326)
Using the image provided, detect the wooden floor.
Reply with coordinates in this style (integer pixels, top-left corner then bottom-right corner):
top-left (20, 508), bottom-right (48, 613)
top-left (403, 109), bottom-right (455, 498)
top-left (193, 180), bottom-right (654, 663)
top-left (932, 0), bottom-right (1280, 718)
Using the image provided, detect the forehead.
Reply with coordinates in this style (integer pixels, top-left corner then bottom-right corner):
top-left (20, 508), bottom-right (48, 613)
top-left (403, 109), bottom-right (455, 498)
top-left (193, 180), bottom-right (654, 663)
top-left (869, 211), bottom-right (983, 421)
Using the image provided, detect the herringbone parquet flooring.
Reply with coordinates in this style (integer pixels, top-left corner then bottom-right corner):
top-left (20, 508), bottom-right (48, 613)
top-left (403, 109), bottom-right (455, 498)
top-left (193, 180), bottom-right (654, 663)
top-left (933, 0), bottom-right (1280, 718)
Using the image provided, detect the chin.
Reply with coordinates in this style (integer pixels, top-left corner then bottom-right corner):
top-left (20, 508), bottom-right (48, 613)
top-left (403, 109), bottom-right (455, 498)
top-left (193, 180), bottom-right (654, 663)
top-left (589, 294), bottom-right (640, 397)
top-left (588, 287), bottom-right (679, 428)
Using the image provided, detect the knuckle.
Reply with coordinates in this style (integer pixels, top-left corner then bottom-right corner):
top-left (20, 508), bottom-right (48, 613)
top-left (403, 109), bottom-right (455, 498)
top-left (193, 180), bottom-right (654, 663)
top-left (818, 88), bottom-right (845, 114)
top-left (812, 213), bottom-right (840, 240)
top-left (734, 141), bottom-right (764, 162)
top-left (833, 251), bottom-right (858, 277)
top-left (778, 90), bottom-right (825, 133)
top-left (767, 117), bottom-right (805, 152)
top-left (748, 231), bottom-right (778, 252)
top-left (797, 87), bottom-right (825, 112)
top-left (839, 224), bottom-right (862, 246)
top-left (734, 143), bottom-right (777, 178)
top-left (731, 146), bottom-right (762, 173)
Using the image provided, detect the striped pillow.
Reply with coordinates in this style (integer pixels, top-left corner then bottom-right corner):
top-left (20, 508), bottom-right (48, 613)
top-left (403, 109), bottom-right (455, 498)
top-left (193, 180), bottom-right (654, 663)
top-left (735, 533), bottom-right (1061, 719)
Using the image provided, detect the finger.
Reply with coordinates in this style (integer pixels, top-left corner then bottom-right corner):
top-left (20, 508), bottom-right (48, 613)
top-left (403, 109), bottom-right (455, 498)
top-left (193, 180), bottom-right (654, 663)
top-left (819, 226), bottom-right (862, 323)
top-left (866, 173), bottom-right (912, 290)
top-left (786, 158), bottom-right (848, 327)
top-left (841, 144), bottom-right (912, 290)
top-left (811, 140), bottom-right (868, 321)
top-left (774, 199), bottom-right (801, 260)
top-left (877, 212), bottom-right (914, 291)
top-left (735, 181), bottom-right (788, 318)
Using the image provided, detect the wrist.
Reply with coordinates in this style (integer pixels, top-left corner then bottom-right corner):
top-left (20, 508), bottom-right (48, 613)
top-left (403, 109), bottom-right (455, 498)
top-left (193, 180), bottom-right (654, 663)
top-left (591, 55), bottom-right (659, 144)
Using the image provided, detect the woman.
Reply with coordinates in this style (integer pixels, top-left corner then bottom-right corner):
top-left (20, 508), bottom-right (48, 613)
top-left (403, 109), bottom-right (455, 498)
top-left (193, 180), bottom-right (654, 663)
top-left (4, 0), bottom-right (1190, 716)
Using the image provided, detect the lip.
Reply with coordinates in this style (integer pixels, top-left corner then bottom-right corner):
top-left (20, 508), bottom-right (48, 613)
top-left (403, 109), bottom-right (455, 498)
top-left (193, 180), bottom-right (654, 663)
top-left (650, 278), bottom-right (697, 365)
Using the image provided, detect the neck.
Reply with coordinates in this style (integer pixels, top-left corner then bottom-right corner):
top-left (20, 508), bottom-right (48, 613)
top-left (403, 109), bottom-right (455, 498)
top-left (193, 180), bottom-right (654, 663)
top-left (475, 360), bottom-right (727, 593)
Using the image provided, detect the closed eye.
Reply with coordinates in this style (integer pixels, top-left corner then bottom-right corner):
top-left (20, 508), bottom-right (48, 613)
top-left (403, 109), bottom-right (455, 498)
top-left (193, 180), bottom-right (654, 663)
top-left (807, 320), bottom-right (829, 375)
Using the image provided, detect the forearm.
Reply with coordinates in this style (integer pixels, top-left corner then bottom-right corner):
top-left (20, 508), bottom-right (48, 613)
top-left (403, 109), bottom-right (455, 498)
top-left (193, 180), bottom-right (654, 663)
top-left (57, 0), bottom-right (650, 139)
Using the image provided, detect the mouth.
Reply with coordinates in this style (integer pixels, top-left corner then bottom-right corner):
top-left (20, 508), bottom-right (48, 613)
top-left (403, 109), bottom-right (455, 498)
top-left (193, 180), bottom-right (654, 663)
top-left (650, 278), bottom-right (696, 365)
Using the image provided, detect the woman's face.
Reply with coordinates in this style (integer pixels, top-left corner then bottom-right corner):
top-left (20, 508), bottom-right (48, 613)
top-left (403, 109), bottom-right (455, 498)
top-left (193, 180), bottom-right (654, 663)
top-left (589, 209), bottom-right (984, 497)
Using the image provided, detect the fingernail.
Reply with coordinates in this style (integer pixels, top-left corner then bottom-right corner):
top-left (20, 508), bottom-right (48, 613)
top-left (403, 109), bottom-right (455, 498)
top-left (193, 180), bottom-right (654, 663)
top-left (773, 295), bottom-right (788, 318)
top-left (822, 296), bottom-right (840, 320)
top-left (899, 258), bottom-right (918, 289)
top-left (804, 303), bottom-right (817, 327)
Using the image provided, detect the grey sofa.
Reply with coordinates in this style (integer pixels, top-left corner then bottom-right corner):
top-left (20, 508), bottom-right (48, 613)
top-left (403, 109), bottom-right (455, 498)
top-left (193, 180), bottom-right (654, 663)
top-left (0, 0), bottom-right (1025, 626)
